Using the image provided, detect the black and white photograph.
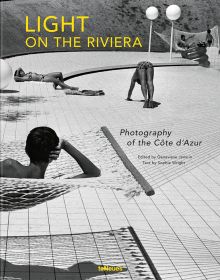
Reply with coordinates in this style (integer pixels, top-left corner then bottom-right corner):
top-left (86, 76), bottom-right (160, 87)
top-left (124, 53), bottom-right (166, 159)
top-left (0, 0), bottom-right (220, 279)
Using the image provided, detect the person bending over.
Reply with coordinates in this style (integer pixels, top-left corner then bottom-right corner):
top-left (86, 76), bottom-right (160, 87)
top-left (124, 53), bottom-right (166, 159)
top-left (14, 68), bottom-right (78, 90)
top-left (0, 127), bottom-right (101, 179)
top-left (126, 61), bottom-right (155, 108)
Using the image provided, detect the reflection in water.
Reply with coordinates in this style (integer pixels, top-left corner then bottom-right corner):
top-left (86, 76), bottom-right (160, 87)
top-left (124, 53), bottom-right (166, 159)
top-left (1, 96), bottom-right (45, 105)
top-left (1, 258), bottom-right (127, 279)
top-left (0, 95), bottom-right (44, 122)
top-left (0, 111), bottom-right (37, 122)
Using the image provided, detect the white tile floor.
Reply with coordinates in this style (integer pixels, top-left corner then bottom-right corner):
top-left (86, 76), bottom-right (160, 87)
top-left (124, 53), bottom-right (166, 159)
top-left (1, 51), bottom-right (220, 279)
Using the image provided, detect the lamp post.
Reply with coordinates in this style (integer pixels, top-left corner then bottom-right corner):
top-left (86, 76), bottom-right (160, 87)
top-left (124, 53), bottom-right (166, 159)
top-left (166, 5), bottom-right (181, 61)
top-left (146, 6), bottom-right (159, 54)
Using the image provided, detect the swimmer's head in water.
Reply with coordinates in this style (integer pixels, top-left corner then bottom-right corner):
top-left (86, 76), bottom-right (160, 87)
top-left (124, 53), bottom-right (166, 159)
top-left (25, 127), bottom-right (59, 164)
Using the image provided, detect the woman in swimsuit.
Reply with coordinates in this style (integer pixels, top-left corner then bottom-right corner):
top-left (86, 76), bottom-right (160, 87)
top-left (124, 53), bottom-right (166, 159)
top-left (14, 68), bottom-right (78, 90)
top-left (126, 61), bottom-right (155, 108)
top-left (0, 127), bottom-right (101, 179)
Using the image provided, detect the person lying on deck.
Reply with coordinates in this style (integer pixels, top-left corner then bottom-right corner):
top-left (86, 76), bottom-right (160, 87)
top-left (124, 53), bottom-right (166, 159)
top-left (126, 61), bottom-right (157, 108)
top-left (0, 127), bottom-right (101, 179)
top-left (14, 68), bottom-right (78, 90)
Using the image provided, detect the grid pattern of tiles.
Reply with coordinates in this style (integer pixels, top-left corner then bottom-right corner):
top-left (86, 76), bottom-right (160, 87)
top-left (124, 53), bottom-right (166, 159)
top-left (0, 227), bottom-right (156, 280)
top-left (136, 229), bottom-right (220, 280)
top-left (1, 184), bottom-right (220, 279)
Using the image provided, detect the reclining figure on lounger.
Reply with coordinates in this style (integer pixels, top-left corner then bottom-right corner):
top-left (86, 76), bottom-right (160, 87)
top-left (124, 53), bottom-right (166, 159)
top-left (177, 34), bottom-right (195, 51)
top-left (14, 68), bottom-right (78, 90)
top-left (0, 127), bottom-right (101, 179)
top-left (126, 61), bottom-right (158, 108)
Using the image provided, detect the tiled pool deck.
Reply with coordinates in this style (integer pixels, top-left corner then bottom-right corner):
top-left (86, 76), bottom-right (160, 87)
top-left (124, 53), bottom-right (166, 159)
top-left (1, 51), bottom-right (220, 279)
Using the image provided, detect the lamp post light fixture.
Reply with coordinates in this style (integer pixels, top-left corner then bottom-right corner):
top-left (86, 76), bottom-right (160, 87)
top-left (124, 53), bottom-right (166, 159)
top-left (146, 6), bottom-right (159, 53)
top-left (166, 5), bottom-right (181, 61)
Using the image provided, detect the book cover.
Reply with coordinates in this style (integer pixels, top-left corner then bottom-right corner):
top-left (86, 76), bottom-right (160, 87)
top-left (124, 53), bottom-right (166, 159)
top-left (1, 1), bottom-right (220, 279)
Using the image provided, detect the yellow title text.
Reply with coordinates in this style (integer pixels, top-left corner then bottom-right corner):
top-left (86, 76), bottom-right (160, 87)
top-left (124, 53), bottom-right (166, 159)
top-left (25, 36), bottom-right (143, 48)
top-left (25, 16), bottom-right (90, 33)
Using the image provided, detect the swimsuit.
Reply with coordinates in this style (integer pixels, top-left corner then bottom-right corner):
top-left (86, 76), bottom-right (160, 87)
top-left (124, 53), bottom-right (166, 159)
top-left (27, 72), bottom-right (45, 81)
top-left (136, 61), bottom-right (153, 84)
top-left (137, 61), bottom-right (153, 70)
top-left (40, 75), bottom-right (45, 81)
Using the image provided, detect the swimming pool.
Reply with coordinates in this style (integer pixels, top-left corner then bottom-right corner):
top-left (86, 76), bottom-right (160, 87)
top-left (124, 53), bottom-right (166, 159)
top-left (1, 51), bottom-right (220, 280)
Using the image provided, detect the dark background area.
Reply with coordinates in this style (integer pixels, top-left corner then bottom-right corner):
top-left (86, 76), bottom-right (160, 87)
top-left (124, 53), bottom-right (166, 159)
top-left (1, 0), bottom-right (220, 57)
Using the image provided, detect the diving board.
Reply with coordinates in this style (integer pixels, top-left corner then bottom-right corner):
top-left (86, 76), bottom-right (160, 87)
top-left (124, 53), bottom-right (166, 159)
top-left (63, 60), bottom-right (199, 80)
